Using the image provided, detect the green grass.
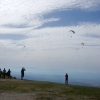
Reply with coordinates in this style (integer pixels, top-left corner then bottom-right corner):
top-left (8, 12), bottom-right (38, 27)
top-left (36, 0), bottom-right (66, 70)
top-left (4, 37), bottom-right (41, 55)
top-left (0, 79), bottom-right (100, 100)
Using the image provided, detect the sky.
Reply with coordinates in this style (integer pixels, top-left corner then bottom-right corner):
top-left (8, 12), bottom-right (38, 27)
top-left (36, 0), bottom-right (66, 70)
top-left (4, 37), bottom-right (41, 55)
top-left (0, 0), bottom-right (100, 77)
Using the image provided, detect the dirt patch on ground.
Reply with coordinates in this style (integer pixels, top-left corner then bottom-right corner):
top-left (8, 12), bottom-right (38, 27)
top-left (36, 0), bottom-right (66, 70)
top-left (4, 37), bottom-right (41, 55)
top-left (0, 92), bottom-right (36, 100)
top-left (0, 79), bottom-right (22, 81)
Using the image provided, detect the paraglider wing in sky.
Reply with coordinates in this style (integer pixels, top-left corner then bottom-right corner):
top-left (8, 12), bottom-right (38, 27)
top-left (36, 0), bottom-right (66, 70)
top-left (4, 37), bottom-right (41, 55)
top-left (81, 43), bottom-right (84, 48)
top-left (81, 43), bottom-right (84, 45)
top-left (69, 30), bottom-right (75, 34)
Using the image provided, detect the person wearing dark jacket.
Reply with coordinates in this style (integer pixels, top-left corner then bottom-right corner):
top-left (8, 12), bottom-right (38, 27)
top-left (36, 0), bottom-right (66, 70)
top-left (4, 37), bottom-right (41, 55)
top-left (65, 73), bottom-right (68, 84)
top-left (7, 69), bottom-right (11, 79)
top-left (21, 68), bottom-right (25, 80)
top-left (0, 68), bottom-right (2, 78)
top-left (3, 68), bottom-right (6, 79)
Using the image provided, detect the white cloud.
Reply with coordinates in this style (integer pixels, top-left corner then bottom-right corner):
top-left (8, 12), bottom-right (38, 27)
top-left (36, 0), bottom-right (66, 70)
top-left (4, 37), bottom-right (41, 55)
top-left (0, 26), bottom-right (32, 34)
top-left (0, 22), bottom-right (100, 50)
top-left (0, 22), bottom-right (100, 59)
top-left (44, 18), bottom-right (60, 23)
top-left (25, 22), bottom-right (100, 45)
top-left (0, 0), bottom-right (100, 28)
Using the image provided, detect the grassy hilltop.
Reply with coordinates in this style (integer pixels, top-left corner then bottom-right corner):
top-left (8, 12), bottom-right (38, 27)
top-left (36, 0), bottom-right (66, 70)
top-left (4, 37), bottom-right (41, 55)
top-left (0, 79), bottom-right (100, 100)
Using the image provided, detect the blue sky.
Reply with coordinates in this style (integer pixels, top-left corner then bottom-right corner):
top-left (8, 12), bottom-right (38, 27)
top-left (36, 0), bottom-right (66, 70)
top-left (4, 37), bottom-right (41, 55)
top-left (0, 0), bottom-right (100, 77)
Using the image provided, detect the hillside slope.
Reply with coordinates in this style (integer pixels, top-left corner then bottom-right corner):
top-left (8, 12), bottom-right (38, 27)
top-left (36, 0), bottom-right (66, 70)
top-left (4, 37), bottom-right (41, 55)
top-left (0, 79), bottom-right (100, 100)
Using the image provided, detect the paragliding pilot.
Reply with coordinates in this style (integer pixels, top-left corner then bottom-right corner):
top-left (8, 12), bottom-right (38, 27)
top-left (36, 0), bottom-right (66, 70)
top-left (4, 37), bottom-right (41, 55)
top-left (21, 67), bottom-right (26, 80)
top-left (65, 73), bottom-right (68, 85)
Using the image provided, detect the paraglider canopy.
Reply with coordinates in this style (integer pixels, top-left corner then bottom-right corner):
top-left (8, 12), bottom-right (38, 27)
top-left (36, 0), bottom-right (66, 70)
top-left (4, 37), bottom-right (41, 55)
top-left (81, 43), bottom-right (84, 48)
top-left (69, 30), bottom-right (75, 37)
top-left (81, 43), bottom-right (84, 45)
top-left (69, 30), bottom-right (75, 34)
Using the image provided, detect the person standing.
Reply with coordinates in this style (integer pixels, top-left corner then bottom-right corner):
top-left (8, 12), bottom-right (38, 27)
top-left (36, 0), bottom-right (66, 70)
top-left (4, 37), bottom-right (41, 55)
top-left (3, 68), bottom-right (6, 79)
top-left (7, 69), bottom-right (11, 79)
top-left (65, 73), bottom-right (68, 85)
top-left (21, 68), bottom-right (25, 80)
top-left (0, 68), bottom-right (2, 78)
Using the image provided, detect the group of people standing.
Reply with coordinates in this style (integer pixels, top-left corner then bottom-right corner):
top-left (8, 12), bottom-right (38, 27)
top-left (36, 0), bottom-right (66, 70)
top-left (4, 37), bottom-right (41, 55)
top-left (0, 68), bottom-right (11, 79)
top-left (0, 67), bottom-right (26, 80)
